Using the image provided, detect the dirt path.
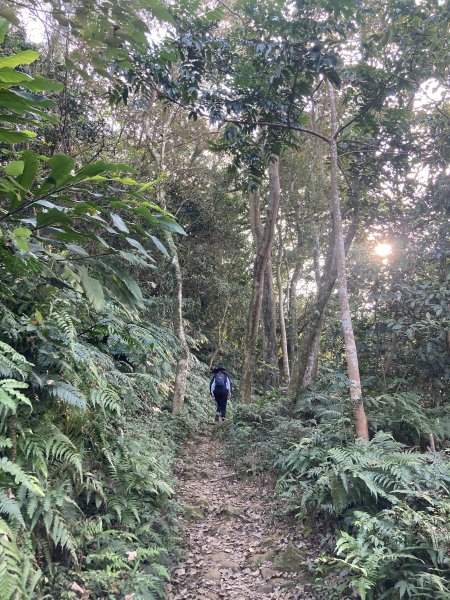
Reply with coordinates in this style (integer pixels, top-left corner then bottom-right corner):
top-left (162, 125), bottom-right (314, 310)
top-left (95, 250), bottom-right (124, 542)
top-left (167, 428), bottom-right (316, 600)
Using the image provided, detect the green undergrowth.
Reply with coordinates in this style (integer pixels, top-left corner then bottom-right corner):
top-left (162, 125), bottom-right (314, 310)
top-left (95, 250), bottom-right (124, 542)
top-left (0, 249), bottom-right (212, 600)
top-left (0, 27), bottom-right (214, 600)
top-left (223, 387), bottom-right (450, 599)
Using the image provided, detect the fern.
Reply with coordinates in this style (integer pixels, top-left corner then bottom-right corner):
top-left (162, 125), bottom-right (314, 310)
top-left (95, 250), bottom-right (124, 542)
top-left (0, 517), bottom-right (21, 600)
top-left (277, 431), bottom-right (449, 519)
top-left (90, 384), bottom-right (121, 415)
top-left (0, 379), bottom-right (32, 420)
top-left (0, 457), bottom-right (44, 496)
top-left (0, 342), bottom-right (31, 379)
top-left (322, 501), bottom-right (450, 600)
top-left (0, 492), bottom-right (25, 527)
top-left (45, 380), bottom-right (87, 408)
top-left (50, 306), bottom-right (78, 342)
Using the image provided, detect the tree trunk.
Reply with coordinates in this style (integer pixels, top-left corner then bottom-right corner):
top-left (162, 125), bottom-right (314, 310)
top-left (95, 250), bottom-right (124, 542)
top-left (209, 301), bottom-right (229, 369)
top-left (166, 231), bottom-right (190, 414)
top-left (153, 108), bottom-right (190, 414)
top-left (289, 219), bottom-right (358, 401)
top-left (327, 80), bottom-right (369, 441)
top-left (287, 261), bottom-right (302, 361)
top-left (240, 157), bottom-right (281, 403)
top-left (276, 246), bottom-right (290, 382)
top-left (248, 187), bottom-right (279, 388)
top-left (302, 312), bottom-right (324, 387)
top-left (262, 257), bottom-right (279, 389)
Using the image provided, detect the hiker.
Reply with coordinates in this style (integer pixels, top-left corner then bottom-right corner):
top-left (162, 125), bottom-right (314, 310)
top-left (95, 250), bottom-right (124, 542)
top-left (210, 364), bottom-right (232, 422)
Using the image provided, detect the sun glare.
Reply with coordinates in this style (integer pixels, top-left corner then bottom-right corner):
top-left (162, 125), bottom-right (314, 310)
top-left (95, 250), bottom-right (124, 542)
top-left (374, 243), bottom-right (392, 257)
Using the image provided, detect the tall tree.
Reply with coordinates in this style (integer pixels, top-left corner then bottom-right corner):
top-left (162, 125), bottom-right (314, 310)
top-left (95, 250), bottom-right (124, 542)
top-left (327, 80), bottom-right (369, 441)
top-left (240, 157), bottom-right (281, 403)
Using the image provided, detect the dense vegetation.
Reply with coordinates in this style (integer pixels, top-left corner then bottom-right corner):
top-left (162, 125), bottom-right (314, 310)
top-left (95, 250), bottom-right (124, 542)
top-left (0, 0), bottom-right (448, 599)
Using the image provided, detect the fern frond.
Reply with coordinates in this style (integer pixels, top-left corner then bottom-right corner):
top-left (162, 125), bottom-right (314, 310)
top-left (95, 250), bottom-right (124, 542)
top-left (45, 380), bottom-right (87, 409)
top-left (0, 342), bottom-right (31, 379)
top-left (0, 457), bottom-right (43, 496)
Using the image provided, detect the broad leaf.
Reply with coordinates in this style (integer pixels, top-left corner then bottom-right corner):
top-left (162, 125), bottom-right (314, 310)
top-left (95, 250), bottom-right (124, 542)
top-left (78, 268), bottom-right (105, 309)
top-left (0, 49), bottom-right (39, 69)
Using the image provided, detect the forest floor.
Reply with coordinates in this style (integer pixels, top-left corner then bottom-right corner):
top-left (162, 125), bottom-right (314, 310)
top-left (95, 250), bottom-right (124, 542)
top-left (166, 426), bottom-right (318, 600)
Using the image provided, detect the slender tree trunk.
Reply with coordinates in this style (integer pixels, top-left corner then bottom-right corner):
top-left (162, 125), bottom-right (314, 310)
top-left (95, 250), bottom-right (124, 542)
top-left (154, 108), bottom-right (190, 414)
top-left (240, 157), bottom-right (281, 403)
top-left (165, 231), bottom-right (189, 413)
top-left (287, 261), bottom-right (302, 361)
top-left (302, 312), bottom-right (324, 387)
top-left (263, 257), bottom-right (279, 389)
top-left (289, 219), bottom-right (358, 402)
top-left (300, 221), bottom-right (325, 388)
top-left (327, 80), bottom-right (369, 441)
top-left (209, 301), bottom-right (229, 369)
top-left (248, 184), bottom-right (279, 390)
top-left (276, 241), bottom-right (290, 381)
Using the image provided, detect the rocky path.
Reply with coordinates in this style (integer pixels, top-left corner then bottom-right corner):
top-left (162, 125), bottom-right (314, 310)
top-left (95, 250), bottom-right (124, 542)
top-left (167, 428), bottom-right (317, 600)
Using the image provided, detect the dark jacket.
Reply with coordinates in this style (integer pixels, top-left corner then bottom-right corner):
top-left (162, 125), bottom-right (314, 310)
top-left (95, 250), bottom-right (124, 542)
top-left (210, 370), bottom-right (232, 396)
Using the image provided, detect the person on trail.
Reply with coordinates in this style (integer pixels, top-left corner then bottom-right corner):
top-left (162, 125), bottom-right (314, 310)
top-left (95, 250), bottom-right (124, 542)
top-left (210, 365), bottom-right (232, 422)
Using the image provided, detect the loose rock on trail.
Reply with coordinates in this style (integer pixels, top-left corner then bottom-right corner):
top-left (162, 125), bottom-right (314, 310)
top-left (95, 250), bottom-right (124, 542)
top-left (167, 427), bottom-right (317, 600)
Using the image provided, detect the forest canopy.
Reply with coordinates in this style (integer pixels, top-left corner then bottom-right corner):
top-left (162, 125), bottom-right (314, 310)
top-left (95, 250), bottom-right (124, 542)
top-left (0, 0), bottom-right (448, 598)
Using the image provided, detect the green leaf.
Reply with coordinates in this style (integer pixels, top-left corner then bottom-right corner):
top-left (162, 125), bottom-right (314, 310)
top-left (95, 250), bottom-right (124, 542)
top-left (36, 208), bottom-right (70, 228)
top-left (18, 150), bottom-right (39, 192)
top-left (78, 268), bottom-right (105, 309)
top-left (0, 68), bottom-right (32, 84)
top-left (24, 75), bottom-right (64, 92)
top-left (134, 206), bottom-right (159, 225)
top-left (0, 18), bottom-right (8, 44)
top-left (5, 160), bottom-right (24, 176)
top-left (47, 153), bottom-right (75, 183)
top-left (156, 216), bottom-right (186, 235)
top-left (111, 213), bottom-right (129, 233)
top-left (39, 154), bottom-right (75, 192)
top-left (120, 273), bottom-right (143, 304)
top-left (149, 2), bottom-right (175, 24)
top-left (150, 234), bottom-right (169, 257)
top-left (12, 227), bottom-right (31, 252)
top-left (125, 237), bottom-right (150, 256)
top-left (0, 128), bottom-right (37, 142)
top-left (0, 50), bottom-right (40, 69)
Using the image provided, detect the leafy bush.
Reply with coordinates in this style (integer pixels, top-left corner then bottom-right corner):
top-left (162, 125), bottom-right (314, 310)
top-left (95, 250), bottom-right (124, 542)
top-left (319, 498), bottom-right (450, 599)
top-left (224, 394), bottom-right (306, 474)
top-left (367, 391), bottom-right (449, 447)
top-left (276, 432), bottom-right (449, 519)
top-left (0, 20), bottom-right (211, 599)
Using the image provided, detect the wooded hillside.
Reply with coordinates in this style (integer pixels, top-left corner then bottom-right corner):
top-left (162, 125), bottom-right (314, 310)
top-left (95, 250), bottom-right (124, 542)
top-left (0, 1), bottom-right (448, 598)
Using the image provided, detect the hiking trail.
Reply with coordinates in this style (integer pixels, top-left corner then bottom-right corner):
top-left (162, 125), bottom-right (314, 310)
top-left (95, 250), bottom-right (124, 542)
top-left (167, 428), bottom-right (317, 600)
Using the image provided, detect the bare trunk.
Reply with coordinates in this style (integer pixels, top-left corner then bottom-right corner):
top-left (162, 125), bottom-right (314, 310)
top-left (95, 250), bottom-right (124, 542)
top-left (154, 108), bottom-right (189, 414)
top-left (299, 221), bottom-right (325, 388)
top-left (240, 157), bottom-right (281, 403)
top-left (289, 219), bottom-right (358, 401)
top-left (276, 250), bottom-right (290, 381)
top-left (166, 232), bottom-right (190, 414)
top-left (327, 80), bottom-right (369, 441)
top-left (209, 302), bottom-right (229, 369)
top-left (287, 262), bottom-right (302, 361)
top-left (263, 257), bottom-right (279, 389)
top-left (302, 312), bottom-right (324, 387)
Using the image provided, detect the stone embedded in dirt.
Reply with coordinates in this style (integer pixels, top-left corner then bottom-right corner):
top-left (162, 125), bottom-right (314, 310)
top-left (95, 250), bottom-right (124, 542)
top-left (194, 497), bottom-right (210, 509)
top-left (209, 551), bottom-right (240, 571)
top-left (219, 504), bottom-right (242, 517)
top-left (274, 542), bottom-right (305, 573)
top-left (183, 505), bottom-right (204, 520)
top-left (246, 552), bottom-right (269, 566)
top-left (261, 533), bottom-right (280, 548)
top-left (205, 567), bottom-right (222, 581)
top-left (260, 566), bottom-right (277, 580)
